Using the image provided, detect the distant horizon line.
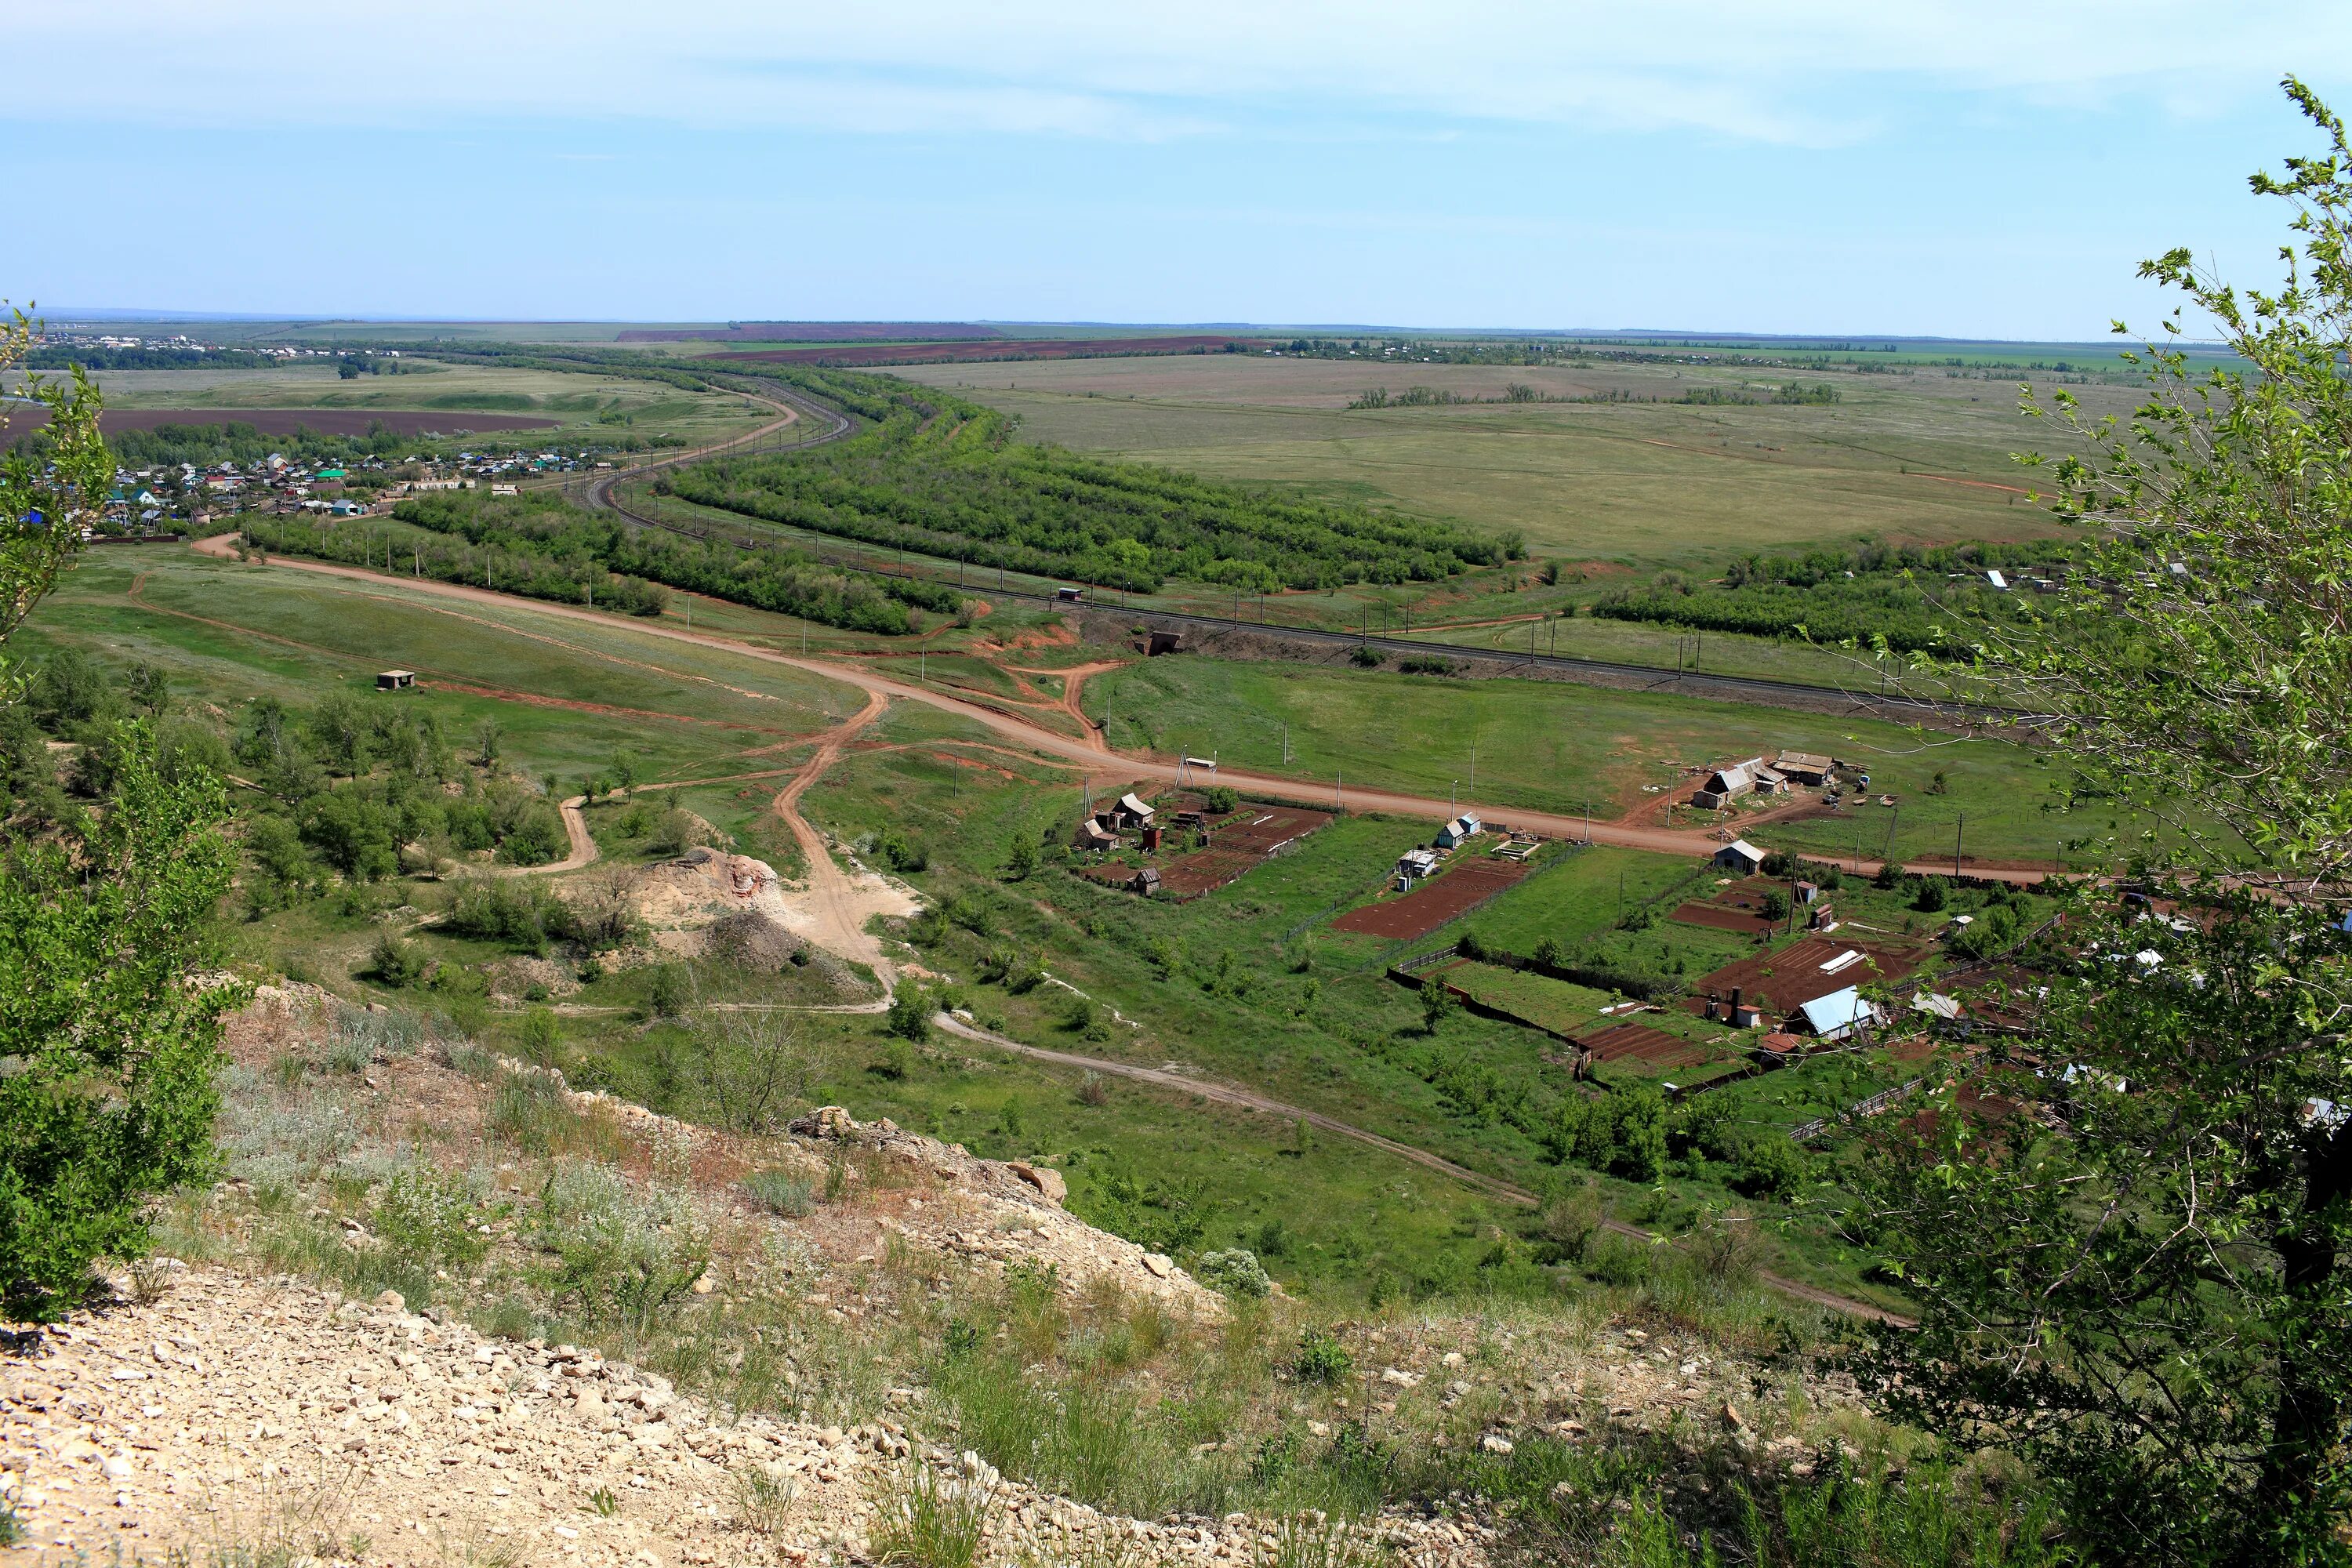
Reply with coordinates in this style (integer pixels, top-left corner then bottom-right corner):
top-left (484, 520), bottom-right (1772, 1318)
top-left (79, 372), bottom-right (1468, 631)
top-left (15, 307), bottom-right (2190, 350)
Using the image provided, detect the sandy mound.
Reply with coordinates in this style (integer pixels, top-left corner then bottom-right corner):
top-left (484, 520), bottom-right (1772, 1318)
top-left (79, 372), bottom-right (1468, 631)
top-left (630, 848), bottom-right (792, 930)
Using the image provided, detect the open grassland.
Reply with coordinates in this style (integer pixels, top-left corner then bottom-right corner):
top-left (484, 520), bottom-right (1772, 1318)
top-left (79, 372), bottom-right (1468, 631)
top-left (26, 547), bottom-right (862, 777)
top-left (77, 359), bottom-right (774, 447)
top-left (1086, 655), bottom-right (2081, 867)
top-left (895, 354), bottom-right (2114, 571)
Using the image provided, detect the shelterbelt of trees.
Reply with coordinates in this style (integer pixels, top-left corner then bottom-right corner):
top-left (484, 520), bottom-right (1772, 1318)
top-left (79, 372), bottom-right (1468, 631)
top-left (249, 489), bottom-right (968, 636)
top-left (660, 365), bottom-right (1522, 593)
top-left (1592, 539), bottom-right (2074, 655)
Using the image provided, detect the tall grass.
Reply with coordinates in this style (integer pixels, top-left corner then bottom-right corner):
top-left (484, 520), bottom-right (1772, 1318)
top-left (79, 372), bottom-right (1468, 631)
top-left (868, 1463), bottom-right (999, 1568)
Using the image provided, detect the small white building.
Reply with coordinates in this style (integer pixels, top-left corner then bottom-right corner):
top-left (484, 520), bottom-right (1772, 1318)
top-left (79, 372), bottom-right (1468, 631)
top-left (1115, 792), bottom-right (1155, 830)
top-left (1714, 839), bottom-right (1767, 876)
top-left (1395, 848), bottom-right (1441, 890)
top-left (1436, 813), bottom-right (1482, 849)
top-left (1799, 986), bottom-right (1882, 1042)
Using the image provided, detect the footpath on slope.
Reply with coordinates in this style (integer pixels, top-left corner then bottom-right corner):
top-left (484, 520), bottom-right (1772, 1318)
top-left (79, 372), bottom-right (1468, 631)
top-left (182, 535), bottom-right (2033, 883)
top-left (931, 1014), bottom-right (1911, 1326)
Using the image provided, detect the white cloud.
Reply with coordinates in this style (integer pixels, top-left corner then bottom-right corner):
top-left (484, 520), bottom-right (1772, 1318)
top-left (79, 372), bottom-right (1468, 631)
top-left (12, 1), bottom-right (2351, 143)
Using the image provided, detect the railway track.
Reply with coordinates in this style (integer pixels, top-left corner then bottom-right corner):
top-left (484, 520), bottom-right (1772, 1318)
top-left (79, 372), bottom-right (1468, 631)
top-left (580, 383), bottom-right (2035, 728)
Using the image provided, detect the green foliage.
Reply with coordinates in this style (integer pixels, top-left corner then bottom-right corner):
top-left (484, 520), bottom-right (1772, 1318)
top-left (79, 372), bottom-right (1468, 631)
top-left (367, 931), bottom-right (426, 988)
top-left (375, 1158), bottom-right (490, 1269)
top-left (1543, 1090), bottom-right (1667, 1182)
top-left (0, 722), bottom-right (241, 1319)
top-left (1202, 785), bottom-right (1240, 813)
top-left (1418, 975), bottom-right (1454, 1033)
top-left (1911, 878), bottom-right (1947, 913)
top-left (1194, 1248), bottom-right (1272, 1298)
top-left (1291, 1328), bottom-right (1352, 1385)
top-left (1593, 538), bottom-right (2065, 654)
top-left (867, 1461), bottom-right (999, 1568)
top-left (886, 982), bottom-right (932, 1042)
top-left (535, 1161), bottom-right (708, 1332)
top-left (742, 1167), bottom-right (815, 1218)
top-left (1073, 1170), bottom-right (1207, 1257)
top-left (647, 964), bottom-right (691, 1020)
top-left (670, 368), bottom-right (1513, 593)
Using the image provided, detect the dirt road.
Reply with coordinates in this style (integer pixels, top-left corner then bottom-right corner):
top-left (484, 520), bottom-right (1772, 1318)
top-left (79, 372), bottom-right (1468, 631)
top-left (768, 690), bottom-right (906, 988)
top-left (183, 535), bottom-right (2046, 884)
top-left (495, 793), bottom-right (597, 877)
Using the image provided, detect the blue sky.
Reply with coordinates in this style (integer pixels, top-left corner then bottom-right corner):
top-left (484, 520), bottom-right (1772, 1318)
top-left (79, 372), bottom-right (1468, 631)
top-left (10, 2), bottom-right (2352, 338)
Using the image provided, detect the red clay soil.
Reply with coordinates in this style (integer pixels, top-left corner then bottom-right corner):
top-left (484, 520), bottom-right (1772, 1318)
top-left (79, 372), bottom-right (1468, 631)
top-left (12, 407), bottom-right (556, 438)
top-left (1671, 902), bottom-right (1777, 935)
top-left (1574, 1022), bottom-right (1712, 1073)
top-left (1685, 936), bottom-right (1927, 1016)
top-left (1332, 856), bottom-right (1531, 940)
top-left (714, 336), bottom-right (1269, 368)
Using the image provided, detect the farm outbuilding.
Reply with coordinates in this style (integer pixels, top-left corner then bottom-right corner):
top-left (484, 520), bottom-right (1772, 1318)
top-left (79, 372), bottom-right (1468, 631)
top-left (1395, 848), bottom-right (1441, 890)
top-left (1693, 758), bottom-right (1765, 809)
top-left (1773, 750), bottom-right (1835, 786)
top-left (1714, 839), bottom-right (1766, 876)
top-left (1115, 793), bottom-right (1155, 830)
top-left (376, 670), bottom-right (416, 691)
top-left (1436, 813), bottom-right (1482, 849)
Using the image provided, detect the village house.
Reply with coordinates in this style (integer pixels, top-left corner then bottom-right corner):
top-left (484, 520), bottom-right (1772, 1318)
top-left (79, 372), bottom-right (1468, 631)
top-left (1693, 757), bottom-right (1763, 809)
top-left (1394, 848), bottom-right (1441, 890)
top-left (1713, 838), bottom-right (1767, 876)
top-left (1436, 812), bottom-right (1481, 849)
top-left (1773, 750), bottom-right (1835, 786)
top-left (1114, 793), bottom-right (1155, 831)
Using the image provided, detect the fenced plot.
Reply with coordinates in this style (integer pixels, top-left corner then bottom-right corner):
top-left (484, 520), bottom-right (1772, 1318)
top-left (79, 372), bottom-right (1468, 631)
top-left (1331, 856), bottom-right (1532, 940)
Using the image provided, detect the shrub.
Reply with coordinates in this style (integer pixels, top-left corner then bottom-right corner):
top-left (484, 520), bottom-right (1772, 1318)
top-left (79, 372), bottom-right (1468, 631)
top-left (886, 983), bottom-right (931, 1041)
top-left (443, 880), bottom-right (551, 950)
top-left (1913, 878), bottom-right (1950, 913)
top-left (1731, 1133), bottom-right (1809, 1200)
top-left (376, 1159), bottom-right (490, 1269)
top-left (742, 1167), bottom-right (815, 1218)
top-left (536, 1161), bottom-right (708, 1331)
top-left (1873, 860), bottom-right (1905, 891)
top-left (648, 964), bottom-right (692, 1019)
top-left (1196, 1248), bottom-right (1272, 1298)
top-left (1398, 655), bottom-right (1456, 676)
top-left (1202, 785), bottom-right (1240, 812)
top-left (1348, 646), bottom-right (1381, 669)
top-left (1292, 1328), bottom-right (1353, 1385)
top-left (367, 932), bottom-right (426, 988)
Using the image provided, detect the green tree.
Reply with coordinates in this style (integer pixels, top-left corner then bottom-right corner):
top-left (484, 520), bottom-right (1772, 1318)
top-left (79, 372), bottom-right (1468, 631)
top-left (1418, 975), bottom-right (1454, 1034)
top-left (0, 726), bottom-right (241, 1319)
top-left (0, 312), bottom-right (239, 1321)
top-left (885, 982), bottom-right (930, 1043)
top-left (1859, 84), bottom-right (2352, 1563)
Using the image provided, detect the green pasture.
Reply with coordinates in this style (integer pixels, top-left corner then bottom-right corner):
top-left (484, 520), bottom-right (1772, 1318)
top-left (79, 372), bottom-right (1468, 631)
top-left (1085, 655), bottom-right (2077, 865)
top-left (896, 355), bottom-right (2100, 571)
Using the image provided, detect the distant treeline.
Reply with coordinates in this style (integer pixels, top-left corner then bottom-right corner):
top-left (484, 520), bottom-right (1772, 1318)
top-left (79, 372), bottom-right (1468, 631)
top-left (661, 365), bottom-right (1519, 593)
top-left (22, 346), bottom-right (286, 372)
top-left (107, 421), bottom-right (408, 470)
top-left (1349, 381), bottom-right (1841, 410)
top-left (1593, 540), bottom-right (2073, 655)
top-left (385, 488), bottom-right (966, 634)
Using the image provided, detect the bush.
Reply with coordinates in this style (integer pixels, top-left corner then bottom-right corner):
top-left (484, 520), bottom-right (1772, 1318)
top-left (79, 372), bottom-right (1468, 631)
top-left (1195, 1248), bottom-right (1272, 1298)
top-left (1874, 860), bottom-right (1905, 890)
top-left (648, 964), bottom-right (692, 1019)
top-left (1348, 646), bottom-right (1381, 668)
top-left (376, 1159), bottom-right (490, 1269)
top-left (1293, 1328), bottom-right (1353, 1385)
top-left (1913, 878), bottom-right (1950, 913)
top-left (536, 1161), bottom-right (708, 1331)
top-left (367, 932), bottom-right (426, 988)
top-left (742, 1167), bottom-right (815, 1218)
top-left (444, 880), bottom-right (553, 950)
top-left (1202, 785), bottom-right (1239, 813)
top-left (1731, 1133), bottom-right (1810, 1200)
top-left (886, 983), bottom-right (931, 1041)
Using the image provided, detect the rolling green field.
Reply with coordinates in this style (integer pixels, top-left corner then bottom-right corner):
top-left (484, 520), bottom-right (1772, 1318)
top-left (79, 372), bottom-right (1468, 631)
top-left (1085, 655), bottom-right (2080, 866)
top-left (74, 358), bottom-right (775, 451)
top-left (896, 354), bottom-right (2105, 572)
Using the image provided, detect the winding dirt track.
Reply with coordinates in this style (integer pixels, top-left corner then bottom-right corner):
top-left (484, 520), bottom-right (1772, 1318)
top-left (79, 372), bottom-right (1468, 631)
top-left (182, 535), bottom-right (2038, 883)
top-left (769, 691), bottom-right (898, 986)
top-left (175, 536), bottom-right (1923, 1317)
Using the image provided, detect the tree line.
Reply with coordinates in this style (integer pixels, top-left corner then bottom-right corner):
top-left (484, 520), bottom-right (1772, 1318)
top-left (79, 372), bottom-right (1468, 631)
top-left (659, 367), bottom-right (1519, 593)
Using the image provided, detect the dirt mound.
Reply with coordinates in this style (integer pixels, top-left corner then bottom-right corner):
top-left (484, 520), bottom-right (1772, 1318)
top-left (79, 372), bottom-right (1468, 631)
top-left (630, 848), bottom-right (791, 930)
top-left (703, 909), bottom-right (808, 971)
